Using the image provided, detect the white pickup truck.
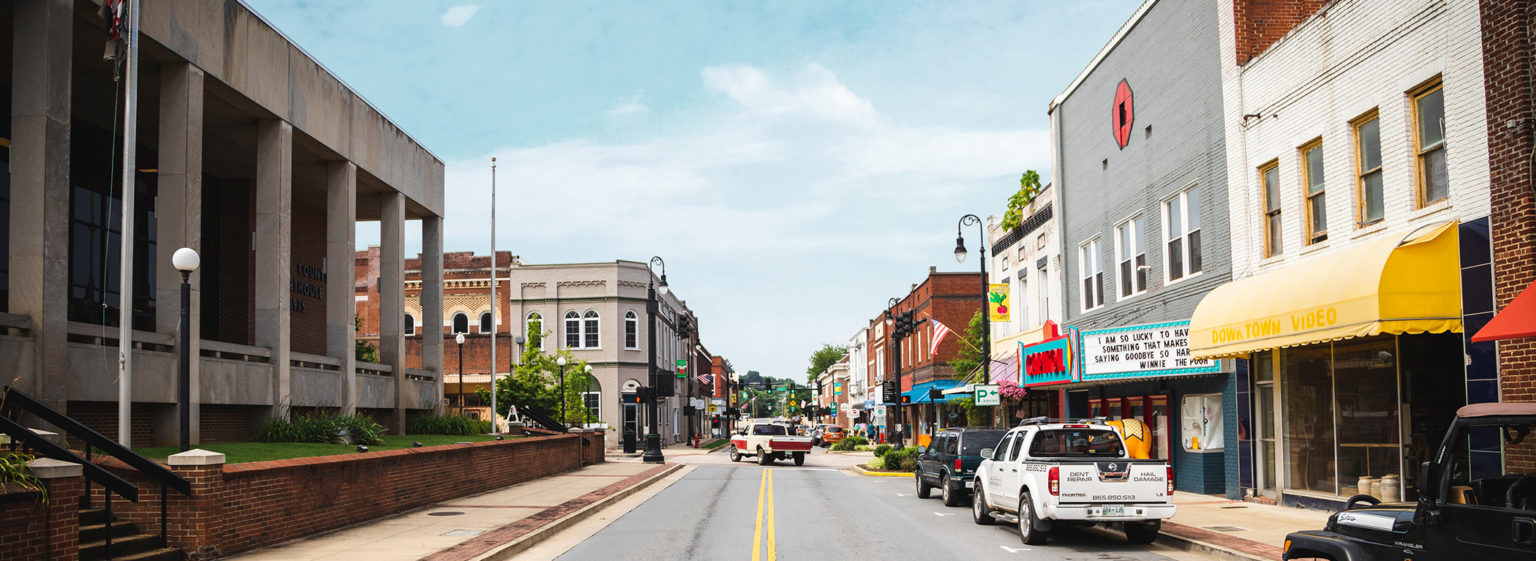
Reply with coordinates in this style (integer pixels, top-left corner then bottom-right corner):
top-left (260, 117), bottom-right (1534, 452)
top-left (729, 421), bottom-right (814, 466)
top-left (971, 418), bottom-right (1175, 545)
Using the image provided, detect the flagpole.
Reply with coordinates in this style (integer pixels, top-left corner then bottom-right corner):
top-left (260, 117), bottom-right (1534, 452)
top-left (117, 0), bottom-right (142, 446)
top-left (489, 158), bottom-right (497, 433)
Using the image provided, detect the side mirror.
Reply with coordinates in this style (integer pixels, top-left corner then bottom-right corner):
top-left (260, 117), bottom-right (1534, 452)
top-left (1414, 461), bottom-right (1441, 526)
top-left (979, 448), bottom-right (994, 460)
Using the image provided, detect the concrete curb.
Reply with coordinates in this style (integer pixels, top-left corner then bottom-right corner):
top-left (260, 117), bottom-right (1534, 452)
top-left (847, 464), bottom-right (913, 478)
top-left (468, 463), bottom-right (685, 561)
top-left (1081, 522), bottom-right (1274, 561)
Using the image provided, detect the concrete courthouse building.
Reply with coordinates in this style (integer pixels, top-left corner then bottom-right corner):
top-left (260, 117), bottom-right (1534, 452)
top-left (3, 0), bottom-right (446, 445)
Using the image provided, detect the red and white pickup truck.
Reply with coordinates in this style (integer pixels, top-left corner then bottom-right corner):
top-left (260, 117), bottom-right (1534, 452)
top-left (729, 421), bottom-right (813, 466)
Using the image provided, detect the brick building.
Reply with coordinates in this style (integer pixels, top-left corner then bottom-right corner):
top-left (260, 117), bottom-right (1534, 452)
top-left (1, 0), bottom-right (446, 445)
top-left (866, 267), bottom-right (984, 440)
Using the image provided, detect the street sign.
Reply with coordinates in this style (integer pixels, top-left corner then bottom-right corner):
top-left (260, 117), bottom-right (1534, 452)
top-left (881, 380), bottom-right (898, 403)
top-left (975, 384), bottom-right (1001, 406)
top-left (675, 359), bottom-right (686, 368)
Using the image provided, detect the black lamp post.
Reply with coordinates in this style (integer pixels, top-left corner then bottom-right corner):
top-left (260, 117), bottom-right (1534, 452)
top-left (643, 256), bottom-right (669, 464)
top-left (455, 333), bottom-right (465, 416)
top-left (955, 214), bottom-right (991, 387)
top-left (676, 316), bottom-right (692, 447)
top-left (884, 296), bottom-right (904, 449)
top-left (557, 355), bottom-right (568, 428)
top-left (172, 248), bottom-right (199, 452)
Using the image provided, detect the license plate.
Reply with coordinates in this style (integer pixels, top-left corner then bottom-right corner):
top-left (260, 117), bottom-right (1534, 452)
top-left (964, 480), bottom-right (974, 488)
top-left (1101, 505), bottom-right (1124, 516)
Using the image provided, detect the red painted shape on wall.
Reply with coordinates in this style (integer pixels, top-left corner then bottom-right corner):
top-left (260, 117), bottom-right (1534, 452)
top-left (1112, 79), bottom-right (1134, 149)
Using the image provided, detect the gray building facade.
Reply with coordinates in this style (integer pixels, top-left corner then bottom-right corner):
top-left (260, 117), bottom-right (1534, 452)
top-left (1047, 0), bottom-right (1237, 496)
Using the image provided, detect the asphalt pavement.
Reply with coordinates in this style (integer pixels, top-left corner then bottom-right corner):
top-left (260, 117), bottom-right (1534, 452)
top-left (553, 448), bottom-right (1198, 561)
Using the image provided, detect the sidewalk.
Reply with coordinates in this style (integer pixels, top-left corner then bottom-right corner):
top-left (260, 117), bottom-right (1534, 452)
top-left (1153, 494), bottom-right (1332, 561)
top-left (228, 461), bottom-right (679, 561)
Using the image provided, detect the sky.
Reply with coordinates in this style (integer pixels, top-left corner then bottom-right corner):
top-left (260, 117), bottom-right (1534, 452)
top-left (246, 0), bottom-right (1141, 380)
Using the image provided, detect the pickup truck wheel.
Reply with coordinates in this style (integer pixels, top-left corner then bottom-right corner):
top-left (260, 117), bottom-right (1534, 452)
top-left (972, 483), bottom-right (995, 525)
top-left (1124, 520), bottom-right (1161, 544)
top-left (915, 471), bottom-right (933, 498)
top-left (941, 474), bottom-right (962, 507)
top-left (1018, 491), bottom-right (1049, 545)
top-left (758, 447), bottom-right (773, 466)
top-left (793, 452), bottom-right (805, 466)
top-left (729, 447), bottom-right (741, 462)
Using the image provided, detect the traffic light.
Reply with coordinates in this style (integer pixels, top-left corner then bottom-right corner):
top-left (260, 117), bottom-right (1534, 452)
top-left (928, 388), bottom-right (944, 401)
top-left (901, 395), bottom-right (912, 404)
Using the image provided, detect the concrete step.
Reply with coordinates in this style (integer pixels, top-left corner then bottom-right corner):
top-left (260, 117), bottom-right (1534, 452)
top-left (79, 520), bottom-right (141, 543)
top-left (79, 533), bottom-right (162, 561)
top-left (79, 507), bottom-right (109, 526)
top-left (107, 547), bottom-right (184, 561)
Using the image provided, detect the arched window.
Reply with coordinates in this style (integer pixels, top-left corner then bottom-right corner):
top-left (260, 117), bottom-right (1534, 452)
top-left (452, 312), bottom-right (469, 334)
top-left (404, 314), bottom-right (415, 336)
top-left (479, 312), bottom-right (493, 333)
top-left (581, 377), bottom-right (602, 426)
top-left (565, 311), bottom-right (581, 349)
top-left (583, 311), bottom-right (600, 348)
top-left (526, 312), bottom-right (544, 350)
top-left (624, 311), bottom-right (639, 349)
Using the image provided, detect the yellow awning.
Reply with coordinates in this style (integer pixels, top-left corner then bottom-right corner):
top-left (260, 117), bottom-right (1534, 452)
top-left (1189, 222), bottom-right (1461, 359)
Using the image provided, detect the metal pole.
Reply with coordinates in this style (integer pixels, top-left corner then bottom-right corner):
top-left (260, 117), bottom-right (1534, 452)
top-left (179, 272), bottom-right (191, 452)
top-left (117, 0), bottom-right (143, 447)
top-left (976, 220), bottom-right (991, 385)
top-left (457, 341), bottom-right (464, 417)
top-left (489, 159), bottom-right (498, 433)
top-left (642, 258), bottom-right (665, 463)
top-left (559, 362), bottom-right (566, 427)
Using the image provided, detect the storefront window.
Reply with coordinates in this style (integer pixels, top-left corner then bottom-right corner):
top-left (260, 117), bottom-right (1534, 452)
top-left (1333, 338), bottom-right (1400, 495)
top-left (1283, 345), bottom-right (1335, 494)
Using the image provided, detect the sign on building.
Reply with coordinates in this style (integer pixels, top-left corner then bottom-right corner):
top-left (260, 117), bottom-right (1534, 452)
top-left (1020, 329), bottom-right (1079, 388)
top-left (974, 385), bottom-right (1000, 406)
top-left (988, 283), bottom-right (1010, 322)
top-left (1078, 321), bottom-right (1219, 381)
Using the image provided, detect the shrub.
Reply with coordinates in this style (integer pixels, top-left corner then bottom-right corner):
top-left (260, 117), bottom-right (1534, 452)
top-left (253, 413), bottom-right (385, 446)
top-left (873, 444), bottom-right (893, 458)
top-left (898, 454), bottom-right (919, 471)
top-left (830, 434), bottom-right (869, 451)
top-left (866, 456), bottom-right (885, 470)
top-left (874, 446), bottom-right (922, 472)
top-left (0, 450), bottom-right (45, 503)
top-left (408, 415), bottom-right (492, 436)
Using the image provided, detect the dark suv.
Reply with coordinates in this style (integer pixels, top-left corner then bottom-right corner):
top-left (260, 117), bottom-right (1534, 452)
top-left (915, 427), bottom-right (1007, 507)
top-left (1284, 403), bottom-right (1536, 561)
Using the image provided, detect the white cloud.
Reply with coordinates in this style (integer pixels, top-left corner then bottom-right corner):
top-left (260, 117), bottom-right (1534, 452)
top-left (440, 5), bottom-right (479, 27)
top-left (604, 93), bottom-right (650, 119)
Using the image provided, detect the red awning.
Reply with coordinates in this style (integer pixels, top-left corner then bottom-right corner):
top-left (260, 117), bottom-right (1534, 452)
top-left (1473, 279), bottom-right (1536, 342)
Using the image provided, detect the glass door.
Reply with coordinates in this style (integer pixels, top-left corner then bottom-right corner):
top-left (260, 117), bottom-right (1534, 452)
top-left (1150, 395), bottom-right (1170, 461)
top-left (1255, 351), bottom-right (1278, 497)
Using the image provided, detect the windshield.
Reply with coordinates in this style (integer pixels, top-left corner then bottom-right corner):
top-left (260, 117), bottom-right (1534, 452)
top-left (960, 430), bottom-right (1006, 455)
top-left (827, 427), bottom-right (843, 433)
top-left (754, 425), bottom-right (787, 436)
top-left (1028, 429), bottom-right (1126, 457)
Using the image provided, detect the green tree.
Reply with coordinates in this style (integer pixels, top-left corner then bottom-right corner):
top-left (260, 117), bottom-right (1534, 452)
top-left (354, 316), bottom-right (379, 363)
top-left (476, 340), bottom-right (593, 426)
top-left (948, 310), bottom-right (987, 382)
top-left (1000, 170), bottom-right (1044, 231)
top-left (805, 343), bottom-right (848, 383)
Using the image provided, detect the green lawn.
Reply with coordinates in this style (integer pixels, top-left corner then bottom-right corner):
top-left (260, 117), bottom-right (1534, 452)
top-left (701, 438), bottom-right (730, 449)
top-left (133, 434), bottom-right (505, 464)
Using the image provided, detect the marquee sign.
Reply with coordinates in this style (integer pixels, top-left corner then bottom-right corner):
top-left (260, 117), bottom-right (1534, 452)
top-left (1112, 79), bottom-right (1134, 149)
top-left (1078, 321), bottom-right (1219, 381)
top-left (1020, 328), bottom-right (1080, 388)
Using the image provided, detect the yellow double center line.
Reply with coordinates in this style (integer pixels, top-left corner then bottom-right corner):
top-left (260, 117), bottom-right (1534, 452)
top-left (752, 468), bottom-right (776, 561)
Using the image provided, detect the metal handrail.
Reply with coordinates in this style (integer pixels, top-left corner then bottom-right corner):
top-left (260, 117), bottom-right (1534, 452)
top-left (1, 386), bottom-right (190, 495)
top-left (0, 415), bottom-right (137, 501)
top-left (512, 404), bottom-right (569, 433)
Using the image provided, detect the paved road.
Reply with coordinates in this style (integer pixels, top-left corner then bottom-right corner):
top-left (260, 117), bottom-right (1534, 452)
top-left (557, 449), bottom-right (1186, 561)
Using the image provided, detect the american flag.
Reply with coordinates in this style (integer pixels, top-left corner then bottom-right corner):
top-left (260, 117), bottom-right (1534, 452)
top-left (929, 318), bottom-right (952, 356)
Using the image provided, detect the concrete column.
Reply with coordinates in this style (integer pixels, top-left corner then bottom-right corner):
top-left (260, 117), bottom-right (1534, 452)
top-left (421, 216), bottom-right (445, 414)
top-left (9, 0), bottom-right (72, 409)
top-left (255, 120), bottom-right (292, 419)
top-left (155, 62), bottom-right (204, 444)
top-left (325, 162), bottom-right (357, 414)
top-left (379, 192), bottom-right (406, 430)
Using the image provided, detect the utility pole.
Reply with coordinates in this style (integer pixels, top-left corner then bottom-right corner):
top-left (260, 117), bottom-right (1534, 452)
top-left (117, 0), bottom-right (143, 446)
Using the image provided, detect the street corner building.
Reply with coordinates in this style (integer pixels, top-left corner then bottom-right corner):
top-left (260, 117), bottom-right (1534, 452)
top-left (3, 0), bottom-right (447, 445)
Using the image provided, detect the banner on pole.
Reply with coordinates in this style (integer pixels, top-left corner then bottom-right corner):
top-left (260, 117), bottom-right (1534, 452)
top-left (988, 283), bottom-right (1010, 322)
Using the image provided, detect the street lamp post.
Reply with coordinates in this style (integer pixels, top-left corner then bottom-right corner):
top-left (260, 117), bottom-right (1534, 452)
top-left (884, 297), bottom-right (904, 449)
top-left (456, 333), bottom-right (466, 416)
top-left (582, 364), bottom-right (593, 429)
top-left (172, 248), bottom-right (199, 452)
top-left (643, 256), bottom-right (669, 463)
top-left (955, 214), bottom-right (991, 386)
top-left (557, 355), bottom-right (568, 428)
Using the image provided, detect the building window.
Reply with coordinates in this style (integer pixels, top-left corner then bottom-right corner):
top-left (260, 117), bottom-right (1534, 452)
top-left (1301, 139), bottom-right (1326, 244)
top-left (625, 311), bottom-right (639, 349)
top-left (526, 312), bottom-right (544, 350)
top-left (452, 312), bottom-right (469, 334)
top-left (1260, 161), bottom-right (1282, 257)
top-left (1163, 187), bottom-right (1203, 281)
top-left (1279, 337), bottom-right (1402, 497)
top-left (582, 391), bottom-right (601, 424)
top-left (1412, 80), bottom-right (1447, 207)
top-left (565, 311), bottom-right (581, 349)
top-left (479, 311), bottom-right (493, 333)
top-left (1079, 238), bottom-right (1103, 311)
top-left (583, 310), bottom-right (600, 348)
top-left (1353, 111), bottom-right (1384, 226)
top-left (1114, 216), bottom-right (1146, 298)
top-left (404, 314), bottom-right (415, 336)
top-left (1001, 258), bottom-right (1010, 272)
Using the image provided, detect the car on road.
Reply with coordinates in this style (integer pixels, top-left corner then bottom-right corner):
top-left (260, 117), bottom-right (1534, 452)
top-left (810, 424), bottom-right (833, 446)
top-left (972, 417), bottom-right (1174, 546)
top-left (1282, 403), bottom-right (1536, 561)
top-left (730, 421), bottom-right (814, 465)
top-left (915, 427), bottom-right (1007, 507)
top-left (820, 426), bottom-right (846, 447)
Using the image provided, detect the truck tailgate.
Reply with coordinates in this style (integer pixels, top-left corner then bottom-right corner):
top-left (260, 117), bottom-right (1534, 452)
top-left (770, 438), bottom-right (812, 451)
top-left (1058, 460), bottom-right (1168, 504)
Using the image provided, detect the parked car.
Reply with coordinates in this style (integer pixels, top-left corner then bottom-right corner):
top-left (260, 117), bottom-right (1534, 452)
top-left (1282, 403), bottom-right (1536, 561)
top-left (820, 426), bottom-right (846, 447)
top-left (972, 417), bottom-right (1174, 545)
top-left (916, 427), bottom-right (1008, 507)
top-left (810, 424), bottom-right (832, 446)
top-left (730, 421), bottom-right (814, 465)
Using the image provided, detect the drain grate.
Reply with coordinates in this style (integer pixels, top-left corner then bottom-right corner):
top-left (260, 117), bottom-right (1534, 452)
top-left (441, 529), bottom-right (484, 537)
top-left (427, 511), bottom-right (465, 517)
top-left (1202, 525), bottom-right (1250, 533)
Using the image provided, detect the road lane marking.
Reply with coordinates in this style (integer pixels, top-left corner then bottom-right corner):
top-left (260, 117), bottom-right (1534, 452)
top-left (766, 469), bottom-right (776, 561)
top-left (752, 468), bottom-right (776, 561)
top-left (1000, 545), bottom-right (1031, 553)
top-left (933, 512), bottom-right (955, 517)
